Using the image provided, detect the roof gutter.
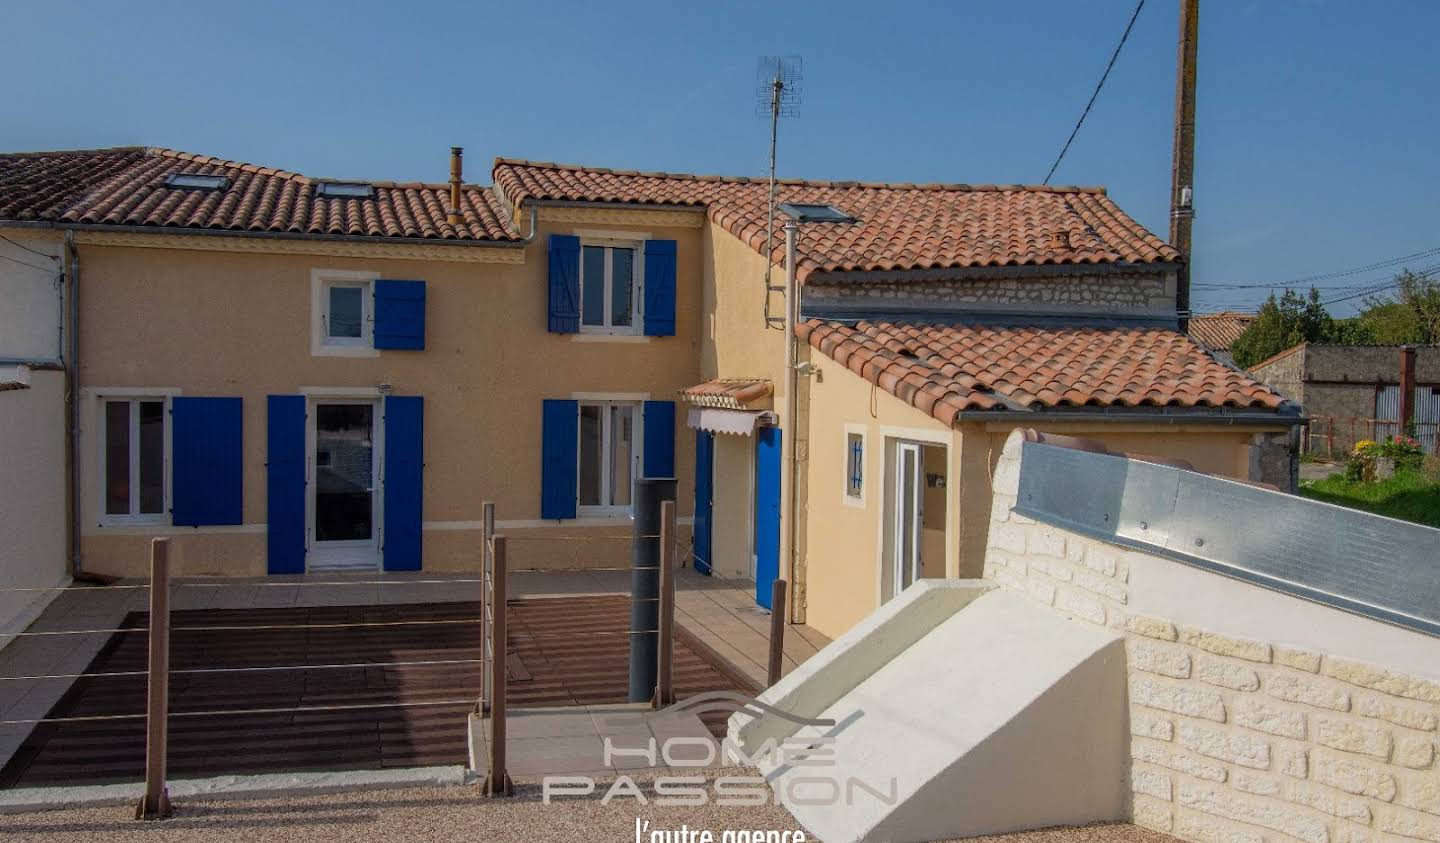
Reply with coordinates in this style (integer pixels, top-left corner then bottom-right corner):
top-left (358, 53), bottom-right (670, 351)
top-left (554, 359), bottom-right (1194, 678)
top-left (521, 199), bottom-right (706, 214)
top-left (0, 219), bottom-right (529, 249)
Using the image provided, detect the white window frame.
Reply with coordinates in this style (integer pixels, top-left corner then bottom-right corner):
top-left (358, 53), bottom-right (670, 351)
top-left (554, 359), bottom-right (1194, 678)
top-left (574, 396), bottom-right (646, 517)
top-left (843, 424), bottom-right (867, 508)
top-left (578, 236), bottom-right (644, 336)
top-left (97, 394), bottom-right (173, 527)
top-left (311, 269), bottom-right (379, 357)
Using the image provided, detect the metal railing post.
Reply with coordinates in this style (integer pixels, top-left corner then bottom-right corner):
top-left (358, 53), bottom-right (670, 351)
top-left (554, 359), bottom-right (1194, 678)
top-left (479, 501), bottom-right (494, 715)
top-left (655, 500), bottom-right (676, 708)
top-left (767, 578), bottom-right (787, 687)
top-left (483, 534), bottom-right (513, 797)
top-left (135, 538), bottom-right (172, 820)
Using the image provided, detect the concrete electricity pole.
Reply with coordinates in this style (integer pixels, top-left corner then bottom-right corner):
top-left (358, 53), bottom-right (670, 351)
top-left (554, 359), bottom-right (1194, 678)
top-left (1170, 0), bottom-right (1199, 332)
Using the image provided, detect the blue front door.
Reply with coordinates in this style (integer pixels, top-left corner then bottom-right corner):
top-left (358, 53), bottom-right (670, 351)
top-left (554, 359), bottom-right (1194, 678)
top-left (753, 426), bottom-right (782, 609)
top-left (693, 430), bottom-right (715, 575)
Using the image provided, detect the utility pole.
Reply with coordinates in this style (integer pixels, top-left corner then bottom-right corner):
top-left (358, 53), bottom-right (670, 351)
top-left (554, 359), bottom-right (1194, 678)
top-left (1170, 0), bottom-right (1199, 332)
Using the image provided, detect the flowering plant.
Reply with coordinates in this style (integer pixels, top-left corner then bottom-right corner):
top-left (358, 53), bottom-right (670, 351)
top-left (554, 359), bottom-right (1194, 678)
top-left (1347, 435), bottom-right (1425, 481)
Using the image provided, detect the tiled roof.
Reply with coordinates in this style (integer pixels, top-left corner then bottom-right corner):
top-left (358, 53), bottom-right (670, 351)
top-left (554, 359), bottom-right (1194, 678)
top-left (796, 319), bottom-right (1289, 426)
top-left (1189, 311), bottom-right (1256, 352)
top-left (492, 159), bottom-right (1179, 282)
top-left (0, 148), bottom-right (518, 242)
top-left (679, 378), bottom-right (773, 410)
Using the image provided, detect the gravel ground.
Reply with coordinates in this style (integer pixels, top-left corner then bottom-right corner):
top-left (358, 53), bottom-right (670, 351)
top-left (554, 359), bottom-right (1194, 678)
top-left (0, 773), bottom-right (1178, 843)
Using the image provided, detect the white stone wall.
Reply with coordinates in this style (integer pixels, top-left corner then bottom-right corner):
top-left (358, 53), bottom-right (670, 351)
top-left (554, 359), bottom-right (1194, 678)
top-left (985, 436), bottom-right (1440, 843)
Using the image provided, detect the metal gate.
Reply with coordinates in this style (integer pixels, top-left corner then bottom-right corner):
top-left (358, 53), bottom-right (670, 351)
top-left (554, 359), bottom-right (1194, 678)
top-left (1375, 385), bottom-right (1440, 454)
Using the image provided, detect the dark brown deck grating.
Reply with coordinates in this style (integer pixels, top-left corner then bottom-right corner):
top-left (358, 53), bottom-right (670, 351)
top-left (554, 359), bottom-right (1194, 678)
top-left (0, 596), bottom-right (750, 789)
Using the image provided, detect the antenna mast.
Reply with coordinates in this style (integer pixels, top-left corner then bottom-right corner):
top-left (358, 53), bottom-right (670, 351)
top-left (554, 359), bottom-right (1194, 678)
top-left (756, 55), bottom-right (802, 329)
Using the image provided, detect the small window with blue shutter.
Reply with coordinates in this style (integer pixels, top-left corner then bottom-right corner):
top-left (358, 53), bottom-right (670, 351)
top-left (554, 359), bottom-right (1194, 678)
top-left (541, 397), bottom-right (676, 518)
top-left (549, 235), bottom-right (678, 337)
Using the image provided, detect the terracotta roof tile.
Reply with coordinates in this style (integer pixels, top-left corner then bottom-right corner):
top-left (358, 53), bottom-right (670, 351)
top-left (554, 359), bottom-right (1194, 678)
top-left (1188, 311), bottom-right (1256, 352)
top-left (796, 319), bottom-right (1289, 426)
top-left (0, 148), bottom-right (519, 242)
top-left (493, 159), bottom-right (1178, 282)
top-left (679, 378), bottom-right (773, 410)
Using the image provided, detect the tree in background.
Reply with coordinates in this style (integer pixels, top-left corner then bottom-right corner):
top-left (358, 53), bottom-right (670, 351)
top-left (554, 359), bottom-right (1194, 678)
top-left (1231, 288), bottom-right (1336, 368)
top-left (1229, 270), bottom-right (1440, 368)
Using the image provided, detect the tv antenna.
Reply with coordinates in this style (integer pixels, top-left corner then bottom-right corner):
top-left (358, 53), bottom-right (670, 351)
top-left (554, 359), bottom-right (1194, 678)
top-left (757, 55), bottom-right (803, 330)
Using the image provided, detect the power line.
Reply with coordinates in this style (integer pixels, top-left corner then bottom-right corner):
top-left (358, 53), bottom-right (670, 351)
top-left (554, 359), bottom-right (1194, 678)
top-left (0, 252), bottom-right (56, 274)
top-left (0, 232), bottom-right (59, 262)
top-left (1194, 263), bottom-right (1440, 311)
top-left (1193, 244), bottom-right (1440, 290)
top-left (1042, 0), bottom-right (1146, 185)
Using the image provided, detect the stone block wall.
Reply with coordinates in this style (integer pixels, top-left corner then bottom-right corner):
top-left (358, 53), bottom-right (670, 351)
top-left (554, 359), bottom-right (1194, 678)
top-left (804, 270), bottom-right (1175, 318)
top-left (985, 439), bottom-right (1440, 843)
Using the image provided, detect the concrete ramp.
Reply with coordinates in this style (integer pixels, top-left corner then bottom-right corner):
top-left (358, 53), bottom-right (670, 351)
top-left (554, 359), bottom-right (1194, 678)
top-left (731, 582), bottom-right (1127, 843)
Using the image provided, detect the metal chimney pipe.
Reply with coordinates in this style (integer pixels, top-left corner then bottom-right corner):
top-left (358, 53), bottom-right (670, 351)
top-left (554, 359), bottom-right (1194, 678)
top-left (447, 147), bottom-right (463, 226)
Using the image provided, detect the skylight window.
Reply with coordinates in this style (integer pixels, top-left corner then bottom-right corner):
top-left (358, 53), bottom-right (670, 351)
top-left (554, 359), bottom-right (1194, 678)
top-left (164, 173), bottom-right (230, 191)
top-left (778, 202), bottom-right (854, 223)
top-left (315, 181), bottom-right (375, 199)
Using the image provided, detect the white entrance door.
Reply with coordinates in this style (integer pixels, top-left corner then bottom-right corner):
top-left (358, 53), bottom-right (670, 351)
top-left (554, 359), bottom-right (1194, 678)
top-left (892, 442), bottom-right (924, 597)
top-left (309, 401), bottom-right (381, 571)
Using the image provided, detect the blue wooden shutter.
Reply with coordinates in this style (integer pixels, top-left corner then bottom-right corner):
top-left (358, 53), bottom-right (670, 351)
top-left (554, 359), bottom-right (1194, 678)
top-left (171, 397), bottom-right (243, 526)
top-left (753, 426), bottom-right (782, 609)
top-left (548, 235), bottom-right (581, 333)
top-left (266, 395), bottom-right (306, 574)
top-left (693, 429), bottom-right (714, 575)
top-left (642, 400), bottom-right (676, 478)
top-left (541, 399), bottom-right (578, 520)
top-left (374, 279), bottom-right (426, 350)
top-left (643, 239), bottom-right (677, 337)
top-left (383, 395), bottom-right (424, 571)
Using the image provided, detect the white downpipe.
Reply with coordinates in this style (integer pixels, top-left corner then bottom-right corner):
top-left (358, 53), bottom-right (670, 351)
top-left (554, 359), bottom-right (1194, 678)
top-left (780, 220), bottom-right (799, 622)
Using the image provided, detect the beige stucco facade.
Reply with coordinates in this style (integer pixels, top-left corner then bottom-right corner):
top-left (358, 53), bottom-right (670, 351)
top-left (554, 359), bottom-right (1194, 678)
top-left (74, 208), bottom-right (704, 577)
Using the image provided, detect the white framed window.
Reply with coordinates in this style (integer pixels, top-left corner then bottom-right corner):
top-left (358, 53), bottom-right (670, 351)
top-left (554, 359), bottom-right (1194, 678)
top-left (100, 397), bottom-right (170, 524)
top-left (579, 239), bottom-right (642, 334)
top-left (578, 400), bottom-right (642, 514)
top-left (844, 426), bottom-right (866, 506)
top-left (311, 269), bottom-right (379, 357)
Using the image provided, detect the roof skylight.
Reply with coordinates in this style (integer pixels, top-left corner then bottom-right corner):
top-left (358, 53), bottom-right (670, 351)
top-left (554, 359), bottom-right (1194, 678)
top-left (315, 181), bottom-right (375, 199)
top-left (777, 202), bottom-right (854, 223)
top-left (164, 173), bottom-right (230, 191)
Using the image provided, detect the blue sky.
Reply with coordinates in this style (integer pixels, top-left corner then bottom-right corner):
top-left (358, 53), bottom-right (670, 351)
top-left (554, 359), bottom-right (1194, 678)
top-left (4, 0), bottom-right (1436, 315)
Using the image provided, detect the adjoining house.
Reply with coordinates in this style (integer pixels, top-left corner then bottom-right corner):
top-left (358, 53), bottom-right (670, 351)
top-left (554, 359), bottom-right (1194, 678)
top-left (0, 226), bottom-right (68, 645)
top-left (0, 147), bottom-right (1299, 644)
top-left (1188, 309), bottom-right (1254, 365)
top-left (1250, 342), bottom-right (1440, 454)
top-left (0, 146), bottom-right (702, 580)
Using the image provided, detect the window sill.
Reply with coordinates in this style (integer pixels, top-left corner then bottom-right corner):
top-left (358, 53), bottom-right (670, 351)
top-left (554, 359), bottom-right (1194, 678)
top-left (573, 333), bottom-right (650, 344)
top-left (313, 344), bottom-right (380, 358)
top-left (97, 517), bottom-right (171, 529)
top-left (576, 509), bottom-right (636, 520)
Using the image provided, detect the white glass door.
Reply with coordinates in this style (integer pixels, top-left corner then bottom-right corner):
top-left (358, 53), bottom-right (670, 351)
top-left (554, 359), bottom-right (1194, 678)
top-left (309, 401), bottom-right (381, 571)
top-left (892, 442), bottom-right (923, 596)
